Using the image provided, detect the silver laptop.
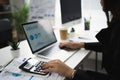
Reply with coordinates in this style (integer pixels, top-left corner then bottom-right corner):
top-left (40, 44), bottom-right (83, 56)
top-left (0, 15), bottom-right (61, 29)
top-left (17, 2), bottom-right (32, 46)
top-left (22, 20), bottom-right (77, 62)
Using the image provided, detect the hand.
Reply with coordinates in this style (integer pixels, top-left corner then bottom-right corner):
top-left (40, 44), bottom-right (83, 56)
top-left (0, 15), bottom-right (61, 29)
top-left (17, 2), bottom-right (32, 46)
top-left (59, 42), bottom-right (84, 50)
top-left (41, 59), bottom-right (74, 78)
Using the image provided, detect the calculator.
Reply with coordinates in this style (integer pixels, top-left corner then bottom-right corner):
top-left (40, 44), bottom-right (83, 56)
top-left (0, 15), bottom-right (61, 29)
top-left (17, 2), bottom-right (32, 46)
top-left (19, 58), bottom-right (49, 75)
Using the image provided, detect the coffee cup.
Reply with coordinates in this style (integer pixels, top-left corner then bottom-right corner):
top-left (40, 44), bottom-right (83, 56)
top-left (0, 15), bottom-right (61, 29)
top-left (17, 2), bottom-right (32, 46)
top-left (59, 28), bottom-right (68, 40)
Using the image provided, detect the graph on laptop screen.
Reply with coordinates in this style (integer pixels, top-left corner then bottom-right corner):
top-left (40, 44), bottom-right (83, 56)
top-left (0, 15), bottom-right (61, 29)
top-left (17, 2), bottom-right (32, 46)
top-left (22, 21), bottom-right (57, 54)
top-left (60, 0), bottom-right (82, 28)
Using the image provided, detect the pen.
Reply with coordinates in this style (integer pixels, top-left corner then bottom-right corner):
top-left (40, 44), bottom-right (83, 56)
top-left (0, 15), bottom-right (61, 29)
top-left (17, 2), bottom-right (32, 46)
top-left (5, 59), bottom-right (14, 67)
top-left (29, 76), bottom-right (34, 80)
top-left (78, 37), bottom-right (89, 40)
top-left (0, 65), bottom-right (4, 73)
top-left (49, 72), bottom-right (52, 76)
top-left (78, 37), bottom-right (85, 39)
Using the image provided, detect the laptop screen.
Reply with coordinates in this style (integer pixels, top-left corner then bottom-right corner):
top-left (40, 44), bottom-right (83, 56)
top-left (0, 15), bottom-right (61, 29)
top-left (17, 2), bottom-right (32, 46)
top-left (22, 21), bottom-right (57, 54)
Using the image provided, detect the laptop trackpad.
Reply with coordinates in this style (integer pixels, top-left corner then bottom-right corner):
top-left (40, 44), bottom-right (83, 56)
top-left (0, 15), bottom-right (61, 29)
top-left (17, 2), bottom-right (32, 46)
top-left (38, 46), bottom-right (77, 62)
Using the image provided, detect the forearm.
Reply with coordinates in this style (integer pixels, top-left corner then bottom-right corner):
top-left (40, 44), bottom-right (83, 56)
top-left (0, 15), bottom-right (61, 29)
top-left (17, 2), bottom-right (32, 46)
top-left (65, 69), bottom-right (93, 80)
top-left (84, 42), bottom-right (103, 52)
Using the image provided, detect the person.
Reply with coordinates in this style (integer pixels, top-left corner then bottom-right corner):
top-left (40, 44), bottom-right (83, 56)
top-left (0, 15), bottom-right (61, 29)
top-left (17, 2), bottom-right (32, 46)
top-left (41, 0), bottom-right (120, 80)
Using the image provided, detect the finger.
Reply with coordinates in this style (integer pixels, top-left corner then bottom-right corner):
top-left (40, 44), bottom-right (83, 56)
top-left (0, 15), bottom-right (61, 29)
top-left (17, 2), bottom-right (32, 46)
top-left (59, 43), bottom-right (64, 47)
top-left (42, 67), bottom-right (57, 73)
top-left (41, 62), bottom-right (49, 69)
top-left (48, 59), bottom-right (61, 63)
top-left (42, 68), bottom-right (50, 73)
top-left (42, 59), bottom-right (62, 70)
top-left (41, 60), bottom-right (57, 69)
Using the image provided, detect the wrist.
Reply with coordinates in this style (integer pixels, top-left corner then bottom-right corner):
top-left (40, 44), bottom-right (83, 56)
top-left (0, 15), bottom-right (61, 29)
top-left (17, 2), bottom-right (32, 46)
top-left (71, 70), bottom-right (76, 79)
top-left (78, 42), bottom-right (85, 48)
top-left (65, 69), bottom-right (74, 78)
top-left (81, 42), bottom-right (85, 48)
top-left (65, 69), bottom-right (76, 79)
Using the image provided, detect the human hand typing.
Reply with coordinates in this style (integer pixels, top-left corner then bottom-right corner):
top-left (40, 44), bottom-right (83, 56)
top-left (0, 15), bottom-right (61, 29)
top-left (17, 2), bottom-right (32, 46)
top-left (41, 59), bottom-right (74, 78)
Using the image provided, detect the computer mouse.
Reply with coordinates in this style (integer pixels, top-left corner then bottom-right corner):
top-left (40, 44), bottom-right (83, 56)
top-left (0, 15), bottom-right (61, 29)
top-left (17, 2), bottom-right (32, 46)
top-left (59, 46), bottom-right (67, 49)
top-left (59, 46), bottom-right (73, 51)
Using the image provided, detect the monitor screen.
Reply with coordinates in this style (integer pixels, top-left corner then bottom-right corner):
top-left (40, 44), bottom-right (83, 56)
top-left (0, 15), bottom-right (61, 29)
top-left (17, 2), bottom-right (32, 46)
top-left (22, 21), bottom-right (57, 54)
top-left (60, 0), bottom-right (82, 27)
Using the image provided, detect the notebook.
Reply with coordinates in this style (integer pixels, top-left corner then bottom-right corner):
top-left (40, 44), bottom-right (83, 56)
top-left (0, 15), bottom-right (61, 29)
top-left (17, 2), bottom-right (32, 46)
top-left (22, 20), bottom-right (77, 62)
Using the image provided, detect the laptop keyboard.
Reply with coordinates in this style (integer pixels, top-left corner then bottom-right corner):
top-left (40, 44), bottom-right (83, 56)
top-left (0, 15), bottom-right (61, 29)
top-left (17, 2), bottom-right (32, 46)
top-left (37, 43), bottom-right (78, 62)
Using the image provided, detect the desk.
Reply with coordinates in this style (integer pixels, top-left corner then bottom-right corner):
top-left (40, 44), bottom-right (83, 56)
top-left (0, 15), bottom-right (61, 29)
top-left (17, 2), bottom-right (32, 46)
top-left (0, 40), bottom-right (90, 80)
top-left (0, 27), bottom-right (96, 68)
top-left (0, 40), bottom-right (90, 69)
top-left (0, 29), bottom-right (97, 80)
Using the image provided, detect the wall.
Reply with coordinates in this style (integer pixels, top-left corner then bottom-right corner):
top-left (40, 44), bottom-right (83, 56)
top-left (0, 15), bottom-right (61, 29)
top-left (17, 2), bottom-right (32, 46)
top-left (82, 0), bottom-right (107, 31)
top-left (82, 0), bottom-right (107, 61)
top-left (10, 0), bottom-right (25, 11)
top-left (55, 0), bottom-right (107, 31)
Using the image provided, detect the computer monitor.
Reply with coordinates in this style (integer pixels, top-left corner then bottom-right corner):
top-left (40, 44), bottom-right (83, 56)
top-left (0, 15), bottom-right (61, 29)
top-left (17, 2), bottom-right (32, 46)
top-left (60, 0), bottom-right (82, 27)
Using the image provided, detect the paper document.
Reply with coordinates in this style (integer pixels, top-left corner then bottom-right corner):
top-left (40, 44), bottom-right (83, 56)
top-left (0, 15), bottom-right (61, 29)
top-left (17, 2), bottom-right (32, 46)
top-left (4, 57), bottom-right (29, 73)
top-left (0, 57), bottom-right (64, 80)
top-left (0, 71), bottom-right (61, 80)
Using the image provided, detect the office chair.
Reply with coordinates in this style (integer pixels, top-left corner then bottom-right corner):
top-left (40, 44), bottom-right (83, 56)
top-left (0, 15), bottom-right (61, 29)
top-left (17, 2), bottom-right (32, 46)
top-left (0, 19), bottom-right (12, 48)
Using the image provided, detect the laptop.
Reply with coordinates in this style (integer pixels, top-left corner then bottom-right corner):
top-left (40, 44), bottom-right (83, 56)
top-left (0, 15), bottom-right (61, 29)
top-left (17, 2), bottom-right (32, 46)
top-left (22, 20), bottom-right (77, 62)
